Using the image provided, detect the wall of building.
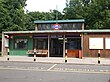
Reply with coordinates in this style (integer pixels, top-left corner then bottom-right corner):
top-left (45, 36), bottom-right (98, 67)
top-left (83, 33), bottom-right (110, 58)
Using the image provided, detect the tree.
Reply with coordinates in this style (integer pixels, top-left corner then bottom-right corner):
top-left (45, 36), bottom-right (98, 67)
top-left (84, 0), bottom-right (110, 29)
top-left (63, 0), bottom-right (84, 19)
top-left (27, 10), bottom-right (63, 20)
top-left (50, 10), bottom-right (63, 20)
top-left (63, 0), bottom-right (110, 29)
top-left (0, 0), bottom-right (27, 33)
top-left (26, 10), bottom-right (63, 30)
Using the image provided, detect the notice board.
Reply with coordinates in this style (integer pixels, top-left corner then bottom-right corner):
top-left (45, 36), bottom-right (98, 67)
top-left (89, 38), bottom-right (103, 49)
top-left (105, 38), bottom-right (110, 49)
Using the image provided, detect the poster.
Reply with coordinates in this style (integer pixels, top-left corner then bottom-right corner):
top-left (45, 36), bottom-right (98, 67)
top-left (105, 38), bottom-right (110, 49)
top-left (5, 38), bottom-right (9, 47)
top-left (89, 38), bottom-right (103, 49)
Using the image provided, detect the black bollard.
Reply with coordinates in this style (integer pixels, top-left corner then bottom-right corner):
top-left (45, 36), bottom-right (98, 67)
top-left (34, 52), bottom-right (36, 61)
top-left (98, 50), bottom-right (100, 64)
top-left (7, 49), bottom-right (9, 61)
top-left (34, 48), bottom-right (36, 61)
top-left (65, 49), bottom-right (67, 63)
top-left (65, 55), bottom-right (67, 63)
top-left (34, 58), bottom-right (36, 61)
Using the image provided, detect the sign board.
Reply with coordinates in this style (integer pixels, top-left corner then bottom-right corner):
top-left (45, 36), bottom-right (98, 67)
top-left (51, 35), bottom-right (63, 38)
top-left (105, 38), bottom-right (110, 49)
top-left (5, 38), bottom-right (9, 47)
top-left (52, 24), bottom-right (61, 30)
top-left (89, 38), bottom-right (103, 49)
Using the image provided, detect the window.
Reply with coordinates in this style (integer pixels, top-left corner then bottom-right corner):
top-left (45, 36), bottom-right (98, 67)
top-left (14, 39), bottom-right (28, 49)
top-left (66, 38), bottom-right (81, 50)
top-left (37, 23), bottom-right (83, 30)
top-left (34, 39), bottom-right (48, 49)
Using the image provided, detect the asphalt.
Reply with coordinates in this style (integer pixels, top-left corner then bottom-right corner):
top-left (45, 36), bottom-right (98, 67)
top-left (0, 56), bottom-right (110, 65)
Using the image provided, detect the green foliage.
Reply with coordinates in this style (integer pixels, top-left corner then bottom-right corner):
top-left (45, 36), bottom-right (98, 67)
top-left (0, 0), bottom-right (109, 32)
top-left (63, 0), bottom-right (84, 19)
top-left (64, 0), bottom-right (110, 29)
top-left (26, 10), bottom-right (63, 30)
top-left (0, 0), bottom-right (27, 33)
top-left (0, 0), bottom-right (63, 32)
top-left (27, 10), bottom-right (63, 20)
top-left (84, 0), bottom-right (110, 29)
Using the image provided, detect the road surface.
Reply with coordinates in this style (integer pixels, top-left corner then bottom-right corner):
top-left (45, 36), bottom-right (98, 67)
top-left (0, 61), bottom-right (110, 82)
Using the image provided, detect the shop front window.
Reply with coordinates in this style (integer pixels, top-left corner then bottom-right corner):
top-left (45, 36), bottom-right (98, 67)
top-left (66, 38), bottom-right (81, 50)
top-left (34, 39), bottom-right (48, 49)
top-left (14, 39), bottom-right (28, 49)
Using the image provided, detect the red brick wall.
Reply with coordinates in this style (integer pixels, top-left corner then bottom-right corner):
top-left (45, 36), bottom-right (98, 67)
top-left (83, 33), bottom-right (110, 58)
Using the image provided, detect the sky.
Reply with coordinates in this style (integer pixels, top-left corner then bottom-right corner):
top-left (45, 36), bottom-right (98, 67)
top-left (25, 0), bottom-right (66, 12)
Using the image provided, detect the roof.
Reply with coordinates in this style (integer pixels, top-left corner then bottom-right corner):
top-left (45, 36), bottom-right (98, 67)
top-left (3, 30), bottom-right (110, 34)
top-left (34, 19), bottom-right (85, 24)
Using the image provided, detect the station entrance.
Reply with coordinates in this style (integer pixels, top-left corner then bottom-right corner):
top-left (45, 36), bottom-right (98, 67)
top-left (50, 38), bottom-right (63, 57)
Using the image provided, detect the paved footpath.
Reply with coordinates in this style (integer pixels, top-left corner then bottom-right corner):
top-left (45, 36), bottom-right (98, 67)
top-left (0, 56), bottom-right (110, 65)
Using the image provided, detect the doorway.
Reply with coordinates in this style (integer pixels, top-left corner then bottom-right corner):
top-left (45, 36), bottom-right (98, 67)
top-left (50, 38), bottom-right (63, 57)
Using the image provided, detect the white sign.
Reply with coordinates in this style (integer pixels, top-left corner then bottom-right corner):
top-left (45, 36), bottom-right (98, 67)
top-left (89, 38), bottom-right (103, 49)
top-left (105, 38), bottom-right (110, 49)
top-left (5, 38), bottom-right (9, 47)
